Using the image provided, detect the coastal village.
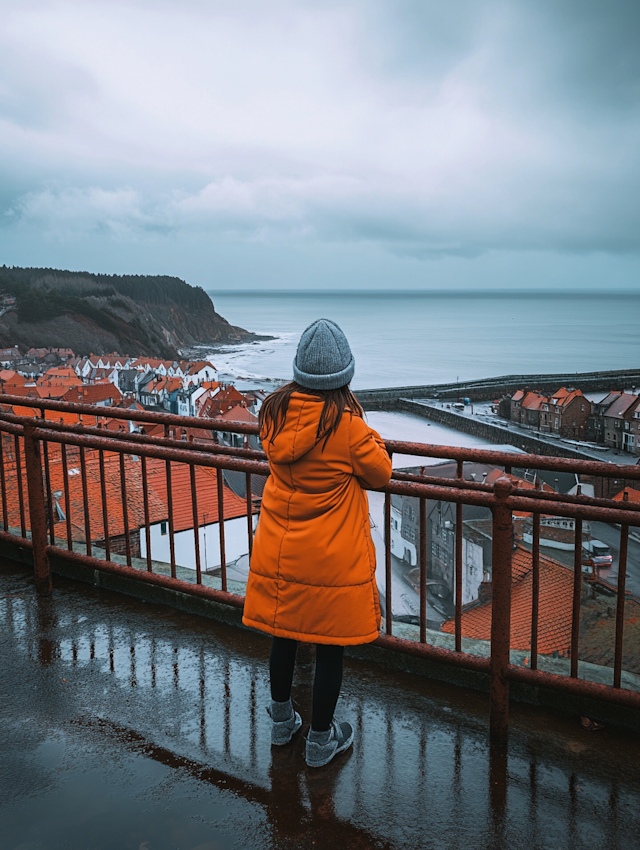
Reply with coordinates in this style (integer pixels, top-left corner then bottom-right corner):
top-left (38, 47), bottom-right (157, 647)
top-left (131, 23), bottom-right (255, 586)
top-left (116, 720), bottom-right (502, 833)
top-left (0, 345), bottom-right (639, 675)
top-left (499, 384), bottom-right (640, 457)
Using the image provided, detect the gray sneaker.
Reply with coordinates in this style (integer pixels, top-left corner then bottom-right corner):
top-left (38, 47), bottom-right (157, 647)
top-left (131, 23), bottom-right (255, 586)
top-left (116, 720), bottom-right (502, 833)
top-left (305, 720), bottom-right (354, 768)
top-left (267, 705), bottom-right (302, 746)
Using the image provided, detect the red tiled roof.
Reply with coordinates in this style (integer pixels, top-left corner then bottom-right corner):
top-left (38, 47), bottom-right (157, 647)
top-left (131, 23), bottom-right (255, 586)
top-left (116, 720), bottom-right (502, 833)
top-left (62, 385), bottom-right (123, 405)
top-left (2, 451), bottom-right (166, 542)
top-left (484, 469), bottom-right (554, 517)
top-left (218, 405), bottom-right (258, 423)
top-left (511, 390), bottom-right (524, 402)
top-left (184, 361), bottom-right (213, 374)
top-left (521, 392), bottom-right (545, 411)
top-left (145, 457), bottom-right (252, 532)
top-left (0, 370), bottom-right (27, 385)
top-left (613, 487), bottom-right (640, 504)
top-left (442, 544), bottom-right (575, 656)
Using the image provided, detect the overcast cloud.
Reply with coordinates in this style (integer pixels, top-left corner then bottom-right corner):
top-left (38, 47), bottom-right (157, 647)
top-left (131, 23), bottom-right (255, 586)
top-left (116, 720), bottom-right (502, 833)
top-left (1, 0), bottom-right (640, 288)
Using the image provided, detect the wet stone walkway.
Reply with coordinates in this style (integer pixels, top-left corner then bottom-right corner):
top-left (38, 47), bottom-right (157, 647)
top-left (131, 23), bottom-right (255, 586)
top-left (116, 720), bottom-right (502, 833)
top-left (2, 560), bottom-right (640, 850)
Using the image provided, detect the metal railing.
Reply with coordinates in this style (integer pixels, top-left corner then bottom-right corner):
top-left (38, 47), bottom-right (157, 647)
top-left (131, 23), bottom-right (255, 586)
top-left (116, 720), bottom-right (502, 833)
top-left (1, 393), bottom-right (640, 743)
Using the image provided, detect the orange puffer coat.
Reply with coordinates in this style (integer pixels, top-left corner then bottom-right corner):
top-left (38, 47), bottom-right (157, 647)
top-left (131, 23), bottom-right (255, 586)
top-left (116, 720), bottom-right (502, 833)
top-left (242, 392), bottom-right (392, 645)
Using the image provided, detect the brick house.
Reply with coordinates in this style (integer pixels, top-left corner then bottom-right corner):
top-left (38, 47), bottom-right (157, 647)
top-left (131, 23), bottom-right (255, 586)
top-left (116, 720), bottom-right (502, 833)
top-left (600, 393), bottom-right (637, 451)
top-left (512, 391), bottom-right (545, 430)
top-left (622, 395), bottom-right (640, 456)
top-left (538, 387), bottom-right (589, 439)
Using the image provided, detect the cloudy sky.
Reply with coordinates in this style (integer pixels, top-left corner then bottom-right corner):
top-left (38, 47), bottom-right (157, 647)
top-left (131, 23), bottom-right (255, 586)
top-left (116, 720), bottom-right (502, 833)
top-left (2, 0), bottom-right (640, 290)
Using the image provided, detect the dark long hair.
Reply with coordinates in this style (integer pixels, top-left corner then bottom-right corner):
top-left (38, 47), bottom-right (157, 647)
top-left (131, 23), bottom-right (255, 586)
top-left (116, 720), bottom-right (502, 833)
top-left (260, 381), bottom-right (364, 449)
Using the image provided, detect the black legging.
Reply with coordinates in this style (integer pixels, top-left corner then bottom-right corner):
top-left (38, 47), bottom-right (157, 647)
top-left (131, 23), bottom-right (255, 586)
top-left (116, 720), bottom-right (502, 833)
top-left (270, 637), bottom-right (344, 733)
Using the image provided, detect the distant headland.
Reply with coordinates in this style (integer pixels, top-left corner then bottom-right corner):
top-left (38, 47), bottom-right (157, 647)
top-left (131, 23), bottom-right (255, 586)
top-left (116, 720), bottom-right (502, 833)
top-left (0, 266), bottom-right (262, 359)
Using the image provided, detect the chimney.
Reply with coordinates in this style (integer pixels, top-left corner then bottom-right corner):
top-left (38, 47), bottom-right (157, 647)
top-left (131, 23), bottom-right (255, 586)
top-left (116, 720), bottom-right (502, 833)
top-left (477, 581), bottom-right (492, 605)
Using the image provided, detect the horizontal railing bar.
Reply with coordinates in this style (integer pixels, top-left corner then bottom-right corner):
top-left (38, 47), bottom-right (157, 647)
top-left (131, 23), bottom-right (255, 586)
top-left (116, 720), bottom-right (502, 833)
top-left (0, 394), bottom-right (258, 435)
top-left (384, 438), bottom-right (640, 480)
top-left (0, 410), bottom-right (265, 460)
top-left (506, 664), bottom-right (640, 709)
top-left (506, 494), bottom-right (640, 527)
top-left (2, 394), bottom-right (639, 480)
top-left (394, 469), bottom-right (640, 514)
top-left (0, 529), bottom-right (33, 549)
top-left (374, 633), bottom-right (491, 671)
top-left (0, 419), bottom-right (25, 436)
top-left (26, 426), bottom-right (271, 476)
top-left (8, 423), bottom-right (640, 523)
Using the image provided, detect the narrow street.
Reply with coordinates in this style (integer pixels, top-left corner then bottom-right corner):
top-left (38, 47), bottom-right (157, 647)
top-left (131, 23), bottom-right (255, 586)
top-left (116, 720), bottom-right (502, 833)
top-left (590, 521), bottom-right (640, 598)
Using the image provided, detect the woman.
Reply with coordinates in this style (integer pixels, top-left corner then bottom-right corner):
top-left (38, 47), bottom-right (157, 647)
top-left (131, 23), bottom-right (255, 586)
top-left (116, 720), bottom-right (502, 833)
top-left (242, 318), bottom-right (392, 767)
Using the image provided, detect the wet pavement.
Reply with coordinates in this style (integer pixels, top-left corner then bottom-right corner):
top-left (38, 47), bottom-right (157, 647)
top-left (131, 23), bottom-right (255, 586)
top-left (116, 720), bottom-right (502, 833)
top-left (2, 561), bottom-right (640, 850)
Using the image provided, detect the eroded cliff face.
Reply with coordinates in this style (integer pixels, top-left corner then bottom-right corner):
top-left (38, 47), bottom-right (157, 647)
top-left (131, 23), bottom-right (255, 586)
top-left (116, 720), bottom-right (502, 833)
top-left (0, 267), bottom-right (255, 357)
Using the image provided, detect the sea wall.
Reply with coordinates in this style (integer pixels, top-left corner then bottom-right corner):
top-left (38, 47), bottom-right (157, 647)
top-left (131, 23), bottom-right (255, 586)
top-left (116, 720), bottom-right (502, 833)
top-left (355, 367), bottom-right (640, 405)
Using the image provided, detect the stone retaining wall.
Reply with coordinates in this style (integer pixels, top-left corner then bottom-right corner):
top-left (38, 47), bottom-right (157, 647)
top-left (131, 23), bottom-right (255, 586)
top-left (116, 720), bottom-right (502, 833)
top-left (383, 398), bottom-right (601, 461)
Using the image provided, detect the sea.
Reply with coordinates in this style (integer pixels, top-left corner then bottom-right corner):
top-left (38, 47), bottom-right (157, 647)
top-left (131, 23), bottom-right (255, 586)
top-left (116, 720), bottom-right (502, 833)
top-left (205, 289), bottom-right (640, 391)
top-left (201, 289), bottom-right (639, 466)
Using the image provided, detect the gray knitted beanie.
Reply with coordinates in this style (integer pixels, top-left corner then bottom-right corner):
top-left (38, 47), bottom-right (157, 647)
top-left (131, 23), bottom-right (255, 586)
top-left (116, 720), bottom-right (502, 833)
top-left (293, 319), bottom-right (355, 390)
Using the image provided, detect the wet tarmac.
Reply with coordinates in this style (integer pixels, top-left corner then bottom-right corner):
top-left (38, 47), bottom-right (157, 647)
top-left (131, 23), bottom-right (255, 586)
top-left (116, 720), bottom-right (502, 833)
top-left (2, 560), bottom-right (640, 850)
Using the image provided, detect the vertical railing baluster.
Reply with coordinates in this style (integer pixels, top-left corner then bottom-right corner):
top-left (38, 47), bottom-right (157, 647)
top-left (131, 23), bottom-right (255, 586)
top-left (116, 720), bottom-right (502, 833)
top-left (40, 411), bottom-right (55, 546)
top-left (490, 476), bottom-right (513, 745)
top-left (119, 453), bottom-right (132, 567)
top-left (61, 443), bottom-right (73, 550)
top-left (23, 423), bottom-right (52, 596)
top-left (530, 483), bottom-right (541, 671)
top-left (419, 496), bottom-right (427, 644)
top-left (80, 446), bottom-right (91, 556)
top-left (384, 490), bottom-right (393, 636)
top-left (164, 425), bottom-right (176, 578)
top-left (0, 433), bottom-right (8, 531)
top-left (217, 469), bottom-right (227, 591)
top-left (190, 464), bottom-right (202, 584)
top-left (613, 519), bottom-right (629, 689)
top-left (141, 455), bottom-right (152, 572)
top-left (570, 518), bottom-right (583, 678)
top-left (99, 450), bottom-right (111, 561)
top-left (455, 460), bottom-right (464, 652)
top-left (246, 472), bottom-right (253, 557)
top-left (15, 434), bottom-right (26, 538)
top-left (166, 460), bottom-right (176, 577)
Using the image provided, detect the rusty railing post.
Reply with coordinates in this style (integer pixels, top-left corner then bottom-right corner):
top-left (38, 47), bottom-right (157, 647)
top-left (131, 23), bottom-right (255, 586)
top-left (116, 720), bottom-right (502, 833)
top-left (23, 423), bottom-right (52, 596)
top-left (490, 476), bottom-right (513, 744)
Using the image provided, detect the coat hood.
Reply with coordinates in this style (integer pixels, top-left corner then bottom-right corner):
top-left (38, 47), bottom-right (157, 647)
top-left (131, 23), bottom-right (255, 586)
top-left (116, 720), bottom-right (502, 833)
top-left (262, 392), bottom-right (328, 465)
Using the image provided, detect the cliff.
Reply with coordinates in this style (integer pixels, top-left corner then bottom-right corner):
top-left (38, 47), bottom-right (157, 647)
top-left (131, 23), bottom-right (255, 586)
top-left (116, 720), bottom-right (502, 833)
top-left (0, 266), bottom-right (255, 358)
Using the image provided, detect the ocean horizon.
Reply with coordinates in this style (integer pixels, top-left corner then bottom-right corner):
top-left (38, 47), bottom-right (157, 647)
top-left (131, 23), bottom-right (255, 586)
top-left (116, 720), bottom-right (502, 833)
top-left (205, 289), bottom-right (640, 390)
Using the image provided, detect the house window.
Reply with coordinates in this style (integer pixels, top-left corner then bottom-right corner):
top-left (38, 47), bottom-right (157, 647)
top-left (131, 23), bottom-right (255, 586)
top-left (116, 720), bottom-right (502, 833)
top-left (161, 522), bottom-right (168, 535)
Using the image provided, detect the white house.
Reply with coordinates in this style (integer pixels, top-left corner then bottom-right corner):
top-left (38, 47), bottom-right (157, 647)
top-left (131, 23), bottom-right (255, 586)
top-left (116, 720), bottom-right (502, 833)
top-left (140, 459), bottom-right (258, 572)
top-left (389, 504), bottom-right (417, 565)
top-left (141, 513), bottom-right (257, 572)
top-left (182, 361), bottom-right (217, 388)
